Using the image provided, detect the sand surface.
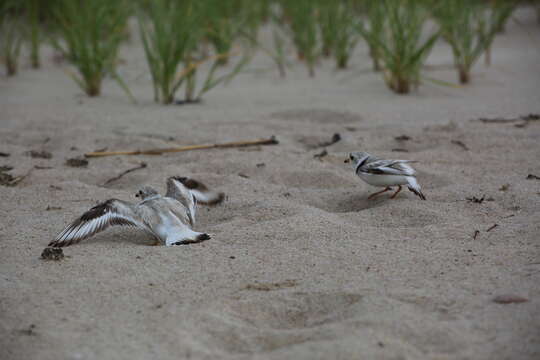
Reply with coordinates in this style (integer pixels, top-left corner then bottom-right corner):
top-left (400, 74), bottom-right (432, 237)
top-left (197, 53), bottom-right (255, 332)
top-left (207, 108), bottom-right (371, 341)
top-left (1, 8), bottom-right (539, 360)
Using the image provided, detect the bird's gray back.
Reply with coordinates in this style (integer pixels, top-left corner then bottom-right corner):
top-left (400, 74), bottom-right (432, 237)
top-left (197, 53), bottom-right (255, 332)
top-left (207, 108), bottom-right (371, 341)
top-left (137, 197), bottom-right (191, 227)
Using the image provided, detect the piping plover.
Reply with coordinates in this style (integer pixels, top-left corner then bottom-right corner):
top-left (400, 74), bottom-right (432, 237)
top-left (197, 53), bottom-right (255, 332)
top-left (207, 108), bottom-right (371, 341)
top-left (48, 177), bottom-right (224, 247)
top-left (345, 151), bottom-right (426, 200)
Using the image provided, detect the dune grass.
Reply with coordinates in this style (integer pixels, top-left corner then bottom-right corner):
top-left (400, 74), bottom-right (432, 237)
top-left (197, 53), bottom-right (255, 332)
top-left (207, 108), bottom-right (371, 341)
top-left (203, 0), bottom-right (246, 66)
top-left (358, 1), bottom-right (386, 72)
top-left (317, 0), bottom-right (360, 69)
top-left (431, 0), bottom-right (516, 84)
top-left (25, 0), bottom-right (43, 68)
top-left (359, 0), bottom-right (440, 94)
top-left (138, 0), bottom-right (249, 104)
top-left (52, 0), bottom-right (133, 99)
top-left (138, 0), bottom-right (199, 104)
top-left (0, 1), bottom-right (24, 76)
top-left (280, 0), bottom-right (319, 77)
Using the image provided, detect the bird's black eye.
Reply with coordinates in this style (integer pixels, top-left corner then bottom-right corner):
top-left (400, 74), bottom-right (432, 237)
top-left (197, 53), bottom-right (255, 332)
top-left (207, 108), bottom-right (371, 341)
top-left (350, 154), bottom-right (354, 160)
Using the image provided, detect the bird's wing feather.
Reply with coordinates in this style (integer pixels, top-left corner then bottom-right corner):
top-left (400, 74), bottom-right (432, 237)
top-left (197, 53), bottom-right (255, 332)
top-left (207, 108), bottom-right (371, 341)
top-left (191, 189), bottom-right (225, 205)
top-left (361, 159), bottom-right (417, 176)
top-left (165, 177), bottom-right (196, 225)
top-left (49, 199), bottom-right (144, 247)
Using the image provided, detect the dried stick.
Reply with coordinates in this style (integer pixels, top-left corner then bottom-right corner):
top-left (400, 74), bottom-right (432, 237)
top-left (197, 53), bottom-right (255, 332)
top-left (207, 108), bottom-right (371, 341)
top-left (102, 162), bottom-right (147, 186)
top-left (85, 136), bottom-right (278, 158)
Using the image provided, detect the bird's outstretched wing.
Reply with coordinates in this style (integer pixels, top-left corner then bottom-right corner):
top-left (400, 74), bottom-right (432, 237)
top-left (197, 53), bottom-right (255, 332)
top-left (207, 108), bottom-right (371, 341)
top-left (361, 159), bottom-right (417, 176)
top-left (49, 199), bottom-right (144, 247)
top-left (165, 177), bottom-right (197, 225)
top-left (167, 177), bottom-right (225, 205)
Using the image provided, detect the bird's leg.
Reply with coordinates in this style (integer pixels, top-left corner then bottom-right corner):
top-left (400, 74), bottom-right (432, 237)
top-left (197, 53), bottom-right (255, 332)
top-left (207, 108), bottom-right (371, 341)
top-left (367, 187), bottom-right (391, 200)
top-left (150, 237), bottom-right (161, 246)
top-left (390, 185), bottom-right (402, 199)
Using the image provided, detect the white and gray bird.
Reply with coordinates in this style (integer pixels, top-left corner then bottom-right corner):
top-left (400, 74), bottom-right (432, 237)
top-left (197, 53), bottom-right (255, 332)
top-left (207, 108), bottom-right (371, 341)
top-left (345, 151), bottom-right (426, 200)
top-left (48, 177), bottom-right (224, 247)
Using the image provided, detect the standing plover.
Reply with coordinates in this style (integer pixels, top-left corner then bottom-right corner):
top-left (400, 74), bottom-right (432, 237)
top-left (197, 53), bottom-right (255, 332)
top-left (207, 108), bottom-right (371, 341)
top-left (345, 151), bottom-right (426, 200)
top-left (48, 177), bottom-right (224, 247)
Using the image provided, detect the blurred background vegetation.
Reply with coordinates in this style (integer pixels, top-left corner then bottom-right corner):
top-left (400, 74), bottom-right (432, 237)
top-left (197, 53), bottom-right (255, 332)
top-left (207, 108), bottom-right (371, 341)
top-left (0, 0), bottom-right (537, 103)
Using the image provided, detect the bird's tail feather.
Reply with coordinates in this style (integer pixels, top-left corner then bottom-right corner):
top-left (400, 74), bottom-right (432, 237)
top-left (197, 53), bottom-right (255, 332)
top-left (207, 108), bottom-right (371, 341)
top-left (407, 177), bottom-right (426, 200)
top-left (192, 189), bottom-right (225, 206)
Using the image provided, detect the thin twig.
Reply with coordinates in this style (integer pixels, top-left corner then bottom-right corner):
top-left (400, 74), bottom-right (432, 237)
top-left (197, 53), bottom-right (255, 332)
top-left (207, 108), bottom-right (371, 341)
top-left (451, 140), bottom-right (469, 151)
top-left (313, 149), bottom-right (328, 160)
top-left (85, 136), bottom-right (279, 158)
top-left (473, 230), bottom-right (480, 240)
top-left (475, 114), bottom-right (539, 128)
top-left (486, 224), bottom-right (498, 232)
top-left (102, 162), bottom-right (147, 186)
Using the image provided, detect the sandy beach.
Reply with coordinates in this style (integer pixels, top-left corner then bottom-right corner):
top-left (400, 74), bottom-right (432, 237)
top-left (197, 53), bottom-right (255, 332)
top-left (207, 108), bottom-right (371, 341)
top-left (1, 7), bottom-right (539, 360)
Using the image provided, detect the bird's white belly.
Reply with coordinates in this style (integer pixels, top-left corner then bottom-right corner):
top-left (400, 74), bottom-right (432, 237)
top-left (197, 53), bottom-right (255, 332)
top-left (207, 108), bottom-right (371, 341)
top-left (155, 211), bottom-right (197, 245)
top-left (358, 172), bottom-right (409, 187)
top-left (155, 212), bottom-right (184, 240)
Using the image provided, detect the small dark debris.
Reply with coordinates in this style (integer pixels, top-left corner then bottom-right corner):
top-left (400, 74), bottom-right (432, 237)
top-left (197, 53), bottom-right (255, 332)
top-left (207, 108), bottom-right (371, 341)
top-left (155, 304), bottom-right (163, 309)
top-left (521, 113), bottom-right (540, 121)
top-left (378, 342), bottom-right (385, 348)
top-left (499, 184), bottom-right (510, 191)
top-left (256, 163), bottom-right (266, 168)
top-left (65, 157), bottom-right (89, 168)
top-left (229, 256), bottom-right (236, 259)
top-left (466, 196), bottom-right (485, 204)
top-left (451, 140), bottom-right (469, 151)
top-left (391, 148), bottom-right (409, 152)
top-left (34, 165), bottom-right (53, 170)
top-left (394, 135), bottom-right (411, 141)
top-left (486, 224), bottom-right (498, 232)
top-left (50, 185), bottom-right (62, 191)
top-left (515, 114), bottom-right (540, 128)
top-left (238, 173), bottom-right (250, 179)
top-left (41, 247), bottom-right (64, 261)
top-left (136, 256), bottom-right (142, 259)
top-left (473, 230), bottom-right (480, 240)
top-left (244, 279), bottom-right (298, 291)
top-left (345, 126), bottom-right (357, 132)
top-left (313, 149), bottom-right (328, 160)
top-left (46, 205), bottom-right (62, 211)
top-left (317, 133), bottom-right (341, 147)
top-left (27, 150), bottom-right (52, 159)
top-left (70, 146), bottom-right (79, 151)
top-left (0, 171), bottom-right (25, 187)
top-left (493, 294), bottom-right (528, 304)
top-left (0, 152), bottom-right (10, 157)
top-left (526, 174), bottom-right (540, 180)
top-left (283, 192), bottom-right (291, 197)
top-left (17, 324), bottom-right (37, 336)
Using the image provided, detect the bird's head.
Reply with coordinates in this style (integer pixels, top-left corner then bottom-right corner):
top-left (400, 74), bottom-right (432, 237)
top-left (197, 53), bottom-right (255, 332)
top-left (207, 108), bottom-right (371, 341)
top-left (135, 186), bottom-right (159, 200)
top-left (344, 151), bottom-right (370, 166)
